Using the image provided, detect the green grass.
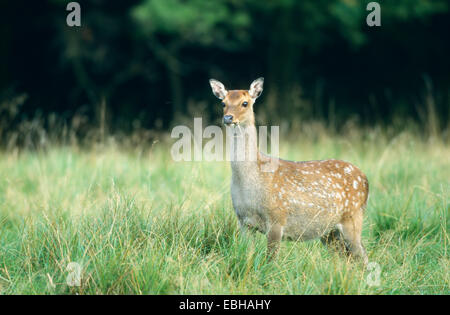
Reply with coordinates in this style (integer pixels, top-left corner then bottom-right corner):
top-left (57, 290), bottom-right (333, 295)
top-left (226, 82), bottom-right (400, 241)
top-left (0, 125), bottom-right (448, 294)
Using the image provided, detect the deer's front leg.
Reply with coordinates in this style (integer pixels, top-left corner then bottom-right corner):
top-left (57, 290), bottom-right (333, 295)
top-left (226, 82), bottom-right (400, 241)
top-left (238, 219), bottom-right (250, 238)
top-left (267, 223), bottom-right (283, 260)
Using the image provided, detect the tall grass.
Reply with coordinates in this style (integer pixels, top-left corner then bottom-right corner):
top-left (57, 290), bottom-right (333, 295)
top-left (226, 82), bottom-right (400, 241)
top-left (0, 122), bottom-right (448, 294)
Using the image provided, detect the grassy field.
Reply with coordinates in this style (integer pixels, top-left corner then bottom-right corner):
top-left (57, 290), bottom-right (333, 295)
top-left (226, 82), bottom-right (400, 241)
top-left (0, 124), bottom-right (448, 294)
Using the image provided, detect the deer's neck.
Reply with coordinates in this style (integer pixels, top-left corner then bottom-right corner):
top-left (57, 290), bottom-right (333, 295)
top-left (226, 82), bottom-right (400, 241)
top-left (228, 124), bottom-right (261, 182)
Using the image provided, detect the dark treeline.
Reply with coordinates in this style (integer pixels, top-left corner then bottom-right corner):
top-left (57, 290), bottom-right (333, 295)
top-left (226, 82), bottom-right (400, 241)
top-left (1, 0), bottom-right (449, 141)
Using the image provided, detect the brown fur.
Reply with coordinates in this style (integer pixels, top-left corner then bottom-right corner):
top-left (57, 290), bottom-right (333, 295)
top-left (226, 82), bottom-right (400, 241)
top-left (209, 79), bottom-right (369, 263)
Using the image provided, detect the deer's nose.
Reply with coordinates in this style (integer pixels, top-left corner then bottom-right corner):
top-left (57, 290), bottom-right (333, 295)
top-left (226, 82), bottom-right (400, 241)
top-left (223, 115), bottom-right (234, 125)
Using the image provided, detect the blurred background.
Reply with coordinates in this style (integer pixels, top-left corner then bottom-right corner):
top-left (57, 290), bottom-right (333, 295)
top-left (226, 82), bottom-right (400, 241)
top-left (1, 0), bottom-right (449, 148)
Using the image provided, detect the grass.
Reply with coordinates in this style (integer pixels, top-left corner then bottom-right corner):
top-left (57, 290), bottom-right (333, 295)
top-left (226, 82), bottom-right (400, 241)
top-left (0, 123), bottom-right (448, 294)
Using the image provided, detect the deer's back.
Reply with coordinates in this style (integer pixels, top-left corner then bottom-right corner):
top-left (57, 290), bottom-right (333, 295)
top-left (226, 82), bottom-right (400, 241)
top-left (231, 158), bottom-right (369, 240)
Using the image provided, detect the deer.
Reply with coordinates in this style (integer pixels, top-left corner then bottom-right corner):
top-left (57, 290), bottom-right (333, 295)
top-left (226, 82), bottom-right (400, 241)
top-left (209, 77), bottom-right (369, 264)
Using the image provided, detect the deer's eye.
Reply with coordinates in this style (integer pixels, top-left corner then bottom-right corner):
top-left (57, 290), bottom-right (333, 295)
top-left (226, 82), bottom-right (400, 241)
top-left (242, 101), bottom-right (248, 107)
top-left (221, 102), bottom-right (226, 108)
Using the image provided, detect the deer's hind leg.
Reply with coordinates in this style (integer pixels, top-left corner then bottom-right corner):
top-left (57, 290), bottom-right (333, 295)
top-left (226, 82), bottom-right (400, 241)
top-left (339, 210), bottom-right (368, 264)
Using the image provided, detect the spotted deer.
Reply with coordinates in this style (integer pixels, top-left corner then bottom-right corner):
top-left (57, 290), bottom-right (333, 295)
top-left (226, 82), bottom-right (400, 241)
top-left (209, 78), bottom-right (369, 263)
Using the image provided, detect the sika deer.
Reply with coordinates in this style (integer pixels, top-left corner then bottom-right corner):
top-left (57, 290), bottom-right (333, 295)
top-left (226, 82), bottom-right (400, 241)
top-left (209, 78), bottom-right (369, 263)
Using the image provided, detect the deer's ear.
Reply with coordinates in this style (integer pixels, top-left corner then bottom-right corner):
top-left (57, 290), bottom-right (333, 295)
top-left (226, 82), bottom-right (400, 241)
top-left (209, 79), bottom-right (227, 100)
top-left (249, 77), bottom-right (264, 99)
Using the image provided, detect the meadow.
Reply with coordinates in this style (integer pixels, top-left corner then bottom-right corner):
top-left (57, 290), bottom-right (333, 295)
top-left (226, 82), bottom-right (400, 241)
top-left (0, 122), bottom-right (448, 294)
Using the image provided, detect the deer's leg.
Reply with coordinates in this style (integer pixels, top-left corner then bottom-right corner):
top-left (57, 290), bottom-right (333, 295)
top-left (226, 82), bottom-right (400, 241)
top-left (340, 211), bottom-right (368, 264)
top-left (321, 227), bottom-right (346, 253)
top-left (266, 223), bottom-right (283, 260)
top-left (238, 219), bottom-right (250, 238)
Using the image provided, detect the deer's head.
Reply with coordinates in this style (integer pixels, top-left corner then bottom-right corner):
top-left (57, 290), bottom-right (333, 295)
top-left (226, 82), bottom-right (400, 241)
top-left (209, 78), bottom-right (264, 126)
